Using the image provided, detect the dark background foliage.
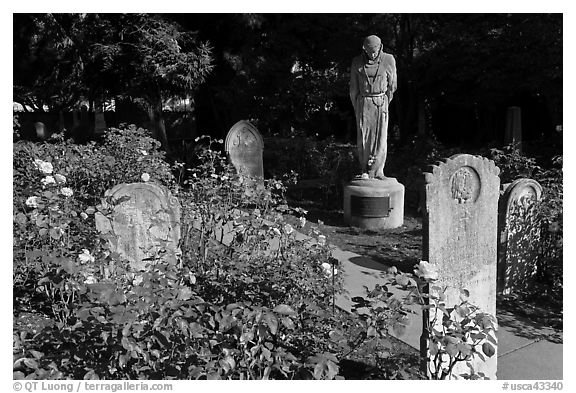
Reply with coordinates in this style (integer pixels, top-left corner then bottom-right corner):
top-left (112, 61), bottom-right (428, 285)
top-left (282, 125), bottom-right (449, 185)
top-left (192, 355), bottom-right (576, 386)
top-left (14, 13), bottom-right (562, 154)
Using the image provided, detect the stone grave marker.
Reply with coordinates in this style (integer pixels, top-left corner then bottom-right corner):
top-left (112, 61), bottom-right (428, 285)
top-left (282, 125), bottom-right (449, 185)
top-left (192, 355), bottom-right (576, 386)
top-left (422, 154), bottom-right (500, 379)
top-left (94, 108), bottom-right (107, 136)
top-left (95, 183), bottom-right (181, 271)
top-left (225, 120), bottom-right (264, 187)
top-left (497, 178), bottom-right (543, 295)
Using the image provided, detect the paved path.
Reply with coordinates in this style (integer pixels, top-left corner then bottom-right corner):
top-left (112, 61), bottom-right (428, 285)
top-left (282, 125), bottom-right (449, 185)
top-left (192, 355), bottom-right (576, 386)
top-left (331, 245), bottom-right (563, 380)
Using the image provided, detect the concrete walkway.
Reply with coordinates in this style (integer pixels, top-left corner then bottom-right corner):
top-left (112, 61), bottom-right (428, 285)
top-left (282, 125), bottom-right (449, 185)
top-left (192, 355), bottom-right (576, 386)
top-left (331, 245), bottom-right (563, 380)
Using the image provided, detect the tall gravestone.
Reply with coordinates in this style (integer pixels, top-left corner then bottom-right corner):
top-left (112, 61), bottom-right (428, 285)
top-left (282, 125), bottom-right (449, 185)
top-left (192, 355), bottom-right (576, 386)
top-left (94, 106), bottom-right (107, 137)
top-left (422, 154), bottom-right (500, 379)
top-left (497, 179), bottom-right (543, 295)
top-left (95, 183), bottom-right (181, 271)
top-left (225, 120), bottom-right (264, 187)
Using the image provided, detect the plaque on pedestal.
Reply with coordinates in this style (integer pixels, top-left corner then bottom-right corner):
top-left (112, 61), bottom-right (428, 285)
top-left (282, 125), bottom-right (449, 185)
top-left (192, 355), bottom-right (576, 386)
top-left (344, 178), bottom-right (404, 230)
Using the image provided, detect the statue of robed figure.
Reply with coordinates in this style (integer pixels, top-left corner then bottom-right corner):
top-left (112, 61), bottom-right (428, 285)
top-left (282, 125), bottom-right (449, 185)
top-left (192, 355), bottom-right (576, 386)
top-left (349, 35), bottom-right (397, 179)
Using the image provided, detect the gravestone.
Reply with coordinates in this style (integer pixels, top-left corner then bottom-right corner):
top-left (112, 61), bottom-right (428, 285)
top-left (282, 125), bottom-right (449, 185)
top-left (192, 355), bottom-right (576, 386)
top-left (225, 120), bottom-right (264, 187)
top-left (94, 108), bottom-right (107, 136)
top-left (422, 154), bottom-right (500, 379)
top-left (497, 179), bottom-right (543, 295)
top-left (505, 106), bottom-right (522, 151)
top-left (72, 110), bottom-right (80, 129)
top-left (95, 183), bottom-right (181, 271)
top-left (34, 122), bottom-right (48, 141)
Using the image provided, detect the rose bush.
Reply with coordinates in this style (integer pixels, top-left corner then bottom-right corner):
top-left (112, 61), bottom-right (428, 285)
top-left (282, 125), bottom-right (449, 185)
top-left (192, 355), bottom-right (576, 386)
top-left (14, 130), bottom-right (358, 380)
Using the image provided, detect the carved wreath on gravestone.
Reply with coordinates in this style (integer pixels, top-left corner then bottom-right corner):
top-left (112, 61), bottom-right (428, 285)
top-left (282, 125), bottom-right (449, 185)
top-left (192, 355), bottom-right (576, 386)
top-left (450, 166), bottom-right (481, 204)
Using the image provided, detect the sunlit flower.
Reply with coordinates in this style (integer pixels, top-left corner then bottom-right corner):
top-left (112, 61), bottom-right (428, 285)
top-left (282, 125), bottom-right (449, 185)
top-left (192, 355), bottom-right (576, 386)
top-left (60, 187), bottom-right (73, 197)
top-left (272, 227), bottom-right (281, 236)
top-left (78, 249), bottom-right (95, 264)
top-left (84, 274), bottom-right (97, 284)
top-left (299, 217), bottom-right (306, 228)
top-left (54, 174), bottom-right (66, 184)
top-left (141, 173), bottom-right (150, 182)
top-left (80, 212), bottom-right (88, 220)
top-left (318, 234), bottom-right (327, 246)
top-left (221, 175), bottom-right (229, 181)
top-left (34, 159), bottom-right (53, 175)
top-left (41, 176), bottom-right (56, 186)
top-left (361, 173), bottom-right (369, 180)
top-left (133, 274), bottom-right (144, 286)
top-left (548, 222), bottom-right (561, 233)
top-left (321, 262), bottom-right (338, 277)
top-left (25, 196), bottom-right (39, 208)
top-left (139, 150), bottom-right (148, 156)
top-left (414, 261), bottom-right (438, 281)
top-left (283, 224), bottom-right (294, 235)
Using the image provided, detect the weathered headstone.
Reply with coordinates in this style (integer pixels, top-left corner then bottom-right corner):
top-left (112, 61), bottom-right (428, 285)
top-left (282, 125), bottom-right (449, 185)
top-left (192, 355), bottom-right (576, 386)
top-left (94, 107), bottom-right (107, 136)
top-left (505, 106), bottom-right (522, 151)
top-left (422, 154), bottom-right (500, 379)
top-left (497, 179), bottom-right (543, 295)
top-left (95, 183), bottom-right (181, 271)
top-left (225, 120), bottom-right (264, 186)
top-left (34, 122), bottom-right (48, 141)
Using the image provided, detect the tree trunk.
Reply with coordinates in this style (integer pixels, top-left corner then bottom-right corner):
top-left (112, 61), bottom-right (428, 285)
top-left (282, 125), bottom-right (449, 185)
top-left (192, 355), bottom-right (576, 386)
top-left (147, 101), bottom-right (169, 151)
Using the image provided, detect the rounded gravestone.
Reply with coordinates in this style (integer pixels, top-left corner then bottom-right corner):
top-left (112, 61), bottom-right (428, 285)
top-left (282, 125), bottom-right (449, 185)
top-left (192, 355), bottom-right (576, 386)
top-left (95, 182), bottom-right (181, 271)
top-left (497, 178), bottom-right (543, 295)
top-left (225, 120), bottom-right (264, 184)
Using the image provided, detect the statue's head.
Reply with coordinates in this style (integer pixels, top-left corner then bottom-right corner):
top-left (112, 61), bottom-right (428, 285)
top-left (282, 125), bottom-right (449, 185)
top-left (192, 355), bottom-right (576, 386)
top-left (363, 35), bottom-right (382, 61)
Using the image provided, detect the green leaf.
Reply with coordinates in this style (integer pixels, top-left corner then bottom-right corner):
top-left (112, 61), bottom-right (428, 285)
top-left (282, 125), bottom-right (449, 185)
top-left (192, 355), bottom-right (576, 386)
top-left (395, 274), bottom-right (409, 287)
top-left (280, 317), bottom-right (295, 330)
top-left (482, 342), bottom-right (496, 357)
top-left (264, 313), bottom-right (278, 335)
top-left (325, 360), bottom-right (339, 380)
top-left (313, 363), bottom-right (324, 380)
top-left (273, 304), bottom-right (297, 315)
top-left (367, 326), bottom-right (378, 337)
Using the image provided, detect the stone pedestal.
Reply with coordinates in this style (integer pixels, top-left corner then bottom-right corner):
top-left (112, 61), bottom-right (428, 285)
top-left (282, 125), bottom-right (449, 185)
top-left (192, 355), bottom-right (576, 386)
top-left (343, 178), bottom-right (404, 230)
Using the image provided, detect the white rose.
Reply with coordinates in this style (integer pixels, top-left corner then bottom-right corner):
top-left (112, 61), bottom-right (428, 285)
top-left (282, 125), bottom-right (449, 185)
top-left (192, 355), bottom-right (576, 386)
top-left (34, 159), bottom-right (53, 175)
top-left (25, 196), bottom-right (39, 208)
top-left (414, 261), bottom-right (439, 281)
top-left (60, 187), bottom-right (73, 197)
top-left (84, 274), bottom-right (97, 285)
top-left (283, 224), bottom-right (294, 235)
top-left (299, 216), bottom-right (306, 228)
top-left (318, 235), bottom-right (326, 246)
top-left (78, 249), bottom-right (95, 264)
top-left (321, 262), bottom-right (337, 277)
top-left (272, 227), bottom-right (281, 236)
top-left (41, 176), bottom-right (56, 186)
top-left (141, 173), bottom-right (150, 182)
